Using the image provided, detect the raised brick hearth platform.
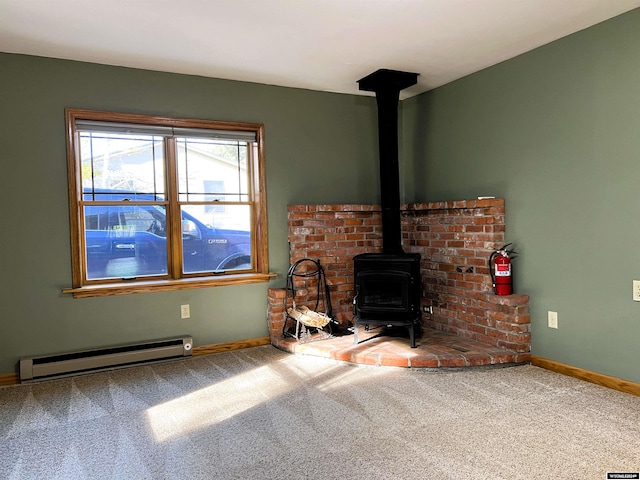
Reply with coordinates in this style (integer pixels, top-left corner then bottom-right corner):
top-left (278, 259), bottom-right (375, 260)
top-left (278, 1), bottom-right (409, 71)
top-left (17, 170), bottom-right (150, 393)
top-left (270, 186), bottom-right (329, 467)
top-left (271, 327), bottom-right (530, 368)
top-left (268, 199), bottom-right (531, 368)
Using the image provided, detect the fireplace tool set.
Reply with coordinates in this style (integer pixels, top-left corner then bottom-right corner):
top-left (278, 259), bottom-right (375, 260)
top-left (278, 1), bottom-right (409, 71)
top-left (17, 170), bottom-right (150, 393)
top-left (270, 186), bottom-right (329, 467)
top-left (282, 258), bottom-right (338, 342)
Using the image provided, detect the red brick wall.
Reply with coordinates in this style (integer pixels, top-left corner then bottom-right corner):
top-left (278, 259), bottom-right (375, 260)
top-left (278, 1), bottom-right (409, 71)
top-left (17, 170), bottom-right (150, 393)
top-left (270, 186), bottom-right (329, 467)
top-left (268, 199), bottom-right (530, 353)
top-left (286, 204), bottom-right (382, 323)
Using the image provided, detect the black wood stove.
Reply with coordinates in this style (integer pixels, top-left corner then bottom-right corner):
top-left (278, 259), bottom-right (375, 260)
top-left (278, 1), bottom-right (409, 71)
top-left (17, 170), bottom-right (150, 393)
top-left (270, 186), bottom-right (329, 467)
top-left (353, 69), bottom-right (422, 348)
top-left (353, 252), bottom-right (421, 347)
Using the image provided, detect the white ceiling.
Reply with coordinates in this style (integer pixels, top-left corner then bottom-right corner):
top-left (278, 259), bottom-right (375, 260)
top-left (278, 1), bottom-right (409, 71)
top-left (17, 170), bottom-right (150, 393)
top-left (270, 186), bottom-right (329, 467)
top-left (2, 0), bottom-right (639, 99)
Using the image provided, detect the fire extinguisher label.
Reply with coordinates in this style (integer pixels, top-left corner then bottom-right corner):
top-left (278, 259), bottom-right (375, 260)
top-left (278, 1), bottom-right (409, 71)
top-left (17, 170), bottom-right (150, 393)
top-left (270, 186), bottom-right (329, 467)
top-left (495, 264), bottom-right (511, 276)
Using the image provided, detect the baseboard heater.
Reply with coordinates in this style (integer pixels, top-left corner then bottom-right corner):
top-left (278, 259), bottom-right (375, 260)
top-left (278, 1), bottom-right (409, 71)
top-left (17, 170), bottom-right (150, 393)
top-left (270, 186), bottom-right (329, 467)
top-left (19, 336), bottom-right (193, 383)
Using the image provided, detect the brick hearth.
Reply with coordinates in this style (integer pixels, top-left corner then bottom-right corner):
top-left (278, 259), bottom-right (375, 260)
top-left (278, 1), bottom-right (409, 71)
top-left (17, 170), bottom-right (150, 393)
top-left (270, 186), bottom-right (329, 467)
top-left (271, 325), bottom-right (529, 368)
top-left (268, 198), bottom-right (531, 367)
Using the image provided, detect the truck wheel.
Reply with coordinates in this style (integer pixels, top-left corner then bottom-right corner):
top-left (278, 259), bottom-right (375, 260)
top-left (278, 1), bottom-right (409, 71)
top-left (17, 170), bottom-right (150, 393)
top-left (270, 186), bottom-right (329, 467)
top-left (217, 253), bottom-right (251, 270)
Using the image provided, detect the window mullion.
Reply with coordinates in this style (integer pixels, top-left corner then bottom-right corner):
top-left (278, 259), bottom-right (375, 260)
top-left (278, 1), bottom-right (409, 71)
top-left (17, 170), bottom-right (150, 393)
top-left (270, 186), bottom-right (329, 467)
top-left (165, 137), bottom-right (182, 278)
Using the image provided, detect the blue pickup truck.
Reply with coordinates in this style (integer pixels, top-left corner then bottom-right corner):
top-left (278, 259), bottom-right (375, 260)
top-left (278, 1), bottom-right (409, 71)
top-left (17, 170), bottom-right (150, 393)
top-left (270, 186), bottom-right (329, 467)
top-left (83, 190), bottom-right (251, 280)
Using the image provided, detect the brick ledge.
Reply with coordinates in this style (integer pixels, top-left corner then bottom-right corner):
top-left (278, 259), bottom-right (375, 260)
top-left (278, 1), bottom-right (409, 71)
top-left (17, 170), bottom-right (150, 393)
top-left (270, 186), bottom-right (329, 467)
top-left (272, 327), bottom-right (530, 368)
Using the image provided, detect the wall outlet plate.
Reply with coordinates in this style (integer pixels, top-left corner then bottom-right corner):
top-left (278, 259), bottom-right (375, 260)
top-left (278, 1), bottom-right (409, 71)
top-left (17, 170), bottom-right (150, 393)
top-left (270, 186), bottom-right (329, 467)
top-left (180, 304), bottom-right (190, 319)
top-left (633, 281), bottom-right (640, 302)
top-left (548, 311), bottom-right (558, 329)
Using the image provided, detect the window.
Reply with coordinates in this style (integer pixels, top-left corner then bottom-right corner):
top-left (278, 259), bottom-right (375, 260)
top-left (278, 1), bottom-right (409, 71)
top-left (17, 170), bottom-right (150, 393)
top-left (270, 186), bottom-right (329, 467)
top-left (204, 180), bottom-right (226, 213)
top-left (64, 109), bottom-right (273, 297)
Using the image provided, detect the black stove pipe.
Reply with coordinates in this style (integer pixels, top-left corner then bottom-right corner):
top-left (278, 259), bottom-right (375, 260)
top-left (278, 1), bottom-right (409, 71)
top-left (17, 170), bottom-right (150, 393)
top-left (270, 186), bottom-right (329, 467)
top-left (358, 69), bottom-right (419, 255)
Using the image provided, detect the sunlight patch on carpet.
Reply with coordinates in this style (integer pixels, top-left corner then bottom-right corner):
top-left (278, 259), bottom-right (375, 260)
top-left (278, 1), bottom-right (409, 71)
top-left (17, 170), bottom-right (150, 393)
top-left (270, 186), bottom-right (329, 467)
top-left (145, 364), bottom-right (293, 442)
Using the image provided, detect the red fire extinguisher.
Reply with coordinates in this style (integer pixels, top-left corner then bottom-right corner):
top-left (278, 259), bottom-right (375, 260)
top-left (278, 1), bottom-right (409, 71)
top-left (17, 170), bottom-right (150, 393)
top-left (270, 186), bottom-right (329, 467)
top-left (489, 244), bottom-right (516, 296)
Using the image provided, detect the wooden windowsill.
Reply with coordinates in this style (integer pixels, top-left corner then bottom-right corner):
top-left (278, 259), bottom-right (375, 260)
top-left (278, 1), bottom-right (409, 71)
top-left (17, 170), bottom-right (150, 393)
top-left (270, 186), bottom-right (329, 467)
top-left (62, 272), bottom-right (278, 298)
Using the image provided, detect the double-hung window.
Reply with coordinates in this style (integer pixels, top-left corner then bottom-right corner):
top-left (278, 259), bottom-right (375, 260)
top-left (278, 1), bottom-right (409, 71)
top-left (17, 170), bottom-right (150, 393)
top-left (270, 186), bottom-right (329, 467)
top-left (64, 109), bottom-right (272, 297)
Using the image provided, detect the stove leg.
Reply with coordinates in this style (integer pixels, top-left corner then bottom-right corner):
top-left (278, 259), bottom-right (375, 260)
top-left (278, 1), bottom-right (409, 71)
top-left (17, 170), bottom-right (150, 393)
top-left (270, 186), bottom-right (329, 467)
top-left (409, 324), bottom-right (416, 348)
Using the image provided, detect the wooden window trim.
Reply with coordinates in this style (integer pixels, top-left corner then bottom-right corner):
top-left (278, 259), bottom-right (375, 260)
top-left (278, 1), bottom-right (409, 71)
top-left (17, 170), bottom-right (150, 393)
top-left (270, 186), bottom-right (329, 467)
top-left (63, 108), bottom-right (274, 297)
top-left (62, 273), bottom-right (276, 298)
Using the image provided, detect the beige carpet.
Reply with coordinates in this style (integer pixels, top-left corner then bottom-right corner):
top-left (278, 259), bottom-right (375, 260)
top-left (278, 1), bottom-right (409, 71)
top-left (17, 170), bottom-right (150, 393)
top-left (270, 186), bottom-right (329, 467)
top-left (0, 345), bottom-right (638, 479)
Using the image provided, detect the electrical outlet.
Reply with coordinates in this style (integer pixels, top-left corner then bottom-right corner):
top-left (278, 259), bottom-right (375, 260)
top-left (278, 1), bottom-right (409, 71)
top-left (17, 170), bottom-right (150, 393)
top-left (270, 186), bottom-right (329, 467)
top-left (633, 281), bottom-right (640, 302)
top-left (180, 304), bottom-right (190, 319)
top-left (548, 311), bottom-right (558, 329)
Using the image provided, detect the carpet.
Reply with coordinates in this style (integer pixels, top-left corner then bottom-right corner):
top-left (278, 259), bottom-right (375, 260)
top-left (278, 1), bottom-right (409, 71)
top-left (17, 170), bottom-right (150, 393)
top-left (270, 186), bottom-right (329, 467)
top-left (1, 345), bottom-right (638, 479)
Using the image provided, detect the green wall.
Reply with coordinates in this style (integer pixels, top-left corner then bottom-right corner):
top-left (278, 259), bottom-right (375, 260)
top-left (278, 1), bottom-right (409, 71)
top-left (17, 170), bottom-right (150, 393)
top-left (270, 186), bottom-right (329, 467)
top-left (403, 8), bottom-right (640, 382)
top-left (0, 53), bottom-right (379, 374)
top-left (2, 7), bottom-right (639, 384)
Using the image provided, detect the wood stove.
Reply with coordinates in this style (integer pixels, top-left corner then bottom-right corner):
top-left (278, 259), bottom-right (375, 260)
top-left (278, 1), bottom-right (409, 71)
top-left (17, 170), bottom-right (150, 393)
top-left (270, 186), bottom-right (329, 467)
top-left (352, 69), bottom-right (422, 348)
top-left (353, 252), bottom-right (421, 347)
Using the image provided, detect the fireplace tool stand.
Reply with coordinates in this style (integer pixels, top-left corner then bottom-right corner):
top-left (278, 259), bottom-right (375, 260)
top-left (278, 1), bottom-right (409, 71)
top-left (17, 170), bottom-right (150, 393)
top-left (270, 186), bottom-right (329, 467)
top-left (282, 259), bottom-right (337, 342)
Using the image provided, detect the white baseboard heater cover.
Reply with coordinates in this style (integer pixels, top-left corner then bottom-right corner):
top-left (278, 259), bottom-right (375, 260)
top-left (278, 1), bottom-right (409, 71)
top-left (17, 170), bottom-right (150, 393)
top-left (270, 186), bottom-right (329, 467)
top-left (19, 336), bottom-right (193, 382)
